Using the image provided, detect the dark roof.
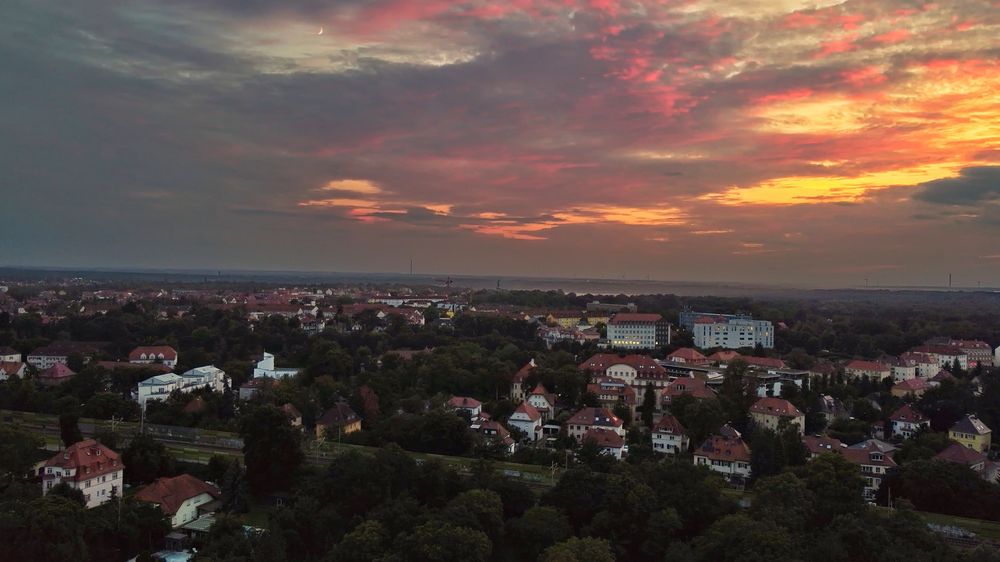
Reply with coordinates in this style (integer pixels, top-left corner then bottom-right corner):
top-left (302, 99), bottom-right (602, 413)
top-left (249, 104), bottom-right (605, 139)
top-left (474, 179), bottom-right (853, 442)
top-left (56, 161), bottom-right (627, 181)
top-left (135, 474), bottom-right (220, 516)
top-left (654, 414), bottom-right (686, 435)
top-left (890, 404), bottom-right (928, 424)
top-left (317, 402), bottom-right (360, 427)
top-left (950, 414), bottom-right (991, 436)
top-left (936, 442), bottom-right (987, 466)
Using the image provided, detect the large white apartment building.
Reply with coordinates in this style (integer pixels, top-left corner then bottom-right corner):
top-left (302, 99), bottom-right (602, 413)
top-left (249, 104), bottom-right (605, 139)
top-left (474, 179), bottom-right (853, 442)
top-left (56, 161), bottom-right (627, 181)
top-left (136, 365), bottom-right (227, 407)
top-left (691, 317), bottom-right (774, 350)
top-left (606, 313), bottom-right (670, 350)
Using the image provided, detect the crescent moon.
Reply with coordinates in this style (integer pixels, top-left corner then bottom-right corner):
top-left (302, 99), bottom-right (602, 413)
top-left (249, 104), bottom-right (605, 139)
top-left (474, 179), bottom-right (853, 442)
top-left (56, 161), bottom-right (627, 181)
top-left (317, 26), bottom-right (324, 35)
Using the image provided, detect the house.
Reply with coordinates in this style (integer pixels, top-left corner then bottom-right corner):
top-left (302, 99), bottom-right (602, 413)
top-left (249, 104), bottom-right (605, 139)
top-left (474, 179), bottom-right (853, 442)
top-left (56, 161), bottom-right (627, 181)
top-left (135, 474), bottom-right (221, 528)
top-left (239, 377), bottom-right (273, 400)
top-left (316, 402), bottom-right (361, 439)
top-left (652, 414), bottom-right (688, 454)
top-left (693, 428), bottom-right (752, 487)
top-left (660, 376), bottom-right (717, 408)
top-left (447, 396), bottom-right (483, 419)
top-left (507, 402), bottom-right (543, 441)
top-left (606, 313), bottom-right (669, 350)
top-left (910, 345), bottom-right (968, 370)
top-left (889, 404), bottom-right (929, 439)
top-left (948, 415), bottom-right (992, 453)
top-left (527, 384), bottom-right (558, 422)
top-left (477, 421), bottom-right (515, 455)
top-left (565, 407), bottom-right (625, 442)
top-left (510, 359), bottom-right (535, 403)
top-left (42, 439), bottom-right (123, 508)
top-left (578, 353), bottom-right (667, 388)
top-left (583, 428), bottom-right (626, 460)
top-left (282, 403), bottom-right (303, 427)
top-left (844, 360), bottom-right (891, 381)
top-left (706, 350), bottom-right (741, 364)
top-left (749, 397), bottom-right (805, 435)
top-left (935, 442), bottom-right (998, 481)
top-left (137, 373), bottom-right (184, 406)
top-left (253, 352), bottom-right (301, 379)
top-left (129, 346), bottom-right (179, 369)
top-left (27, 341), bottom-right (103, 370)
top-left (899, 352), bottom-right (940, 379)
top-left (0, 361), bottom-right (27, 380)
top-left (666, 348), bottom-right (708, 365)
top-left (802, 435), bottom-right (846, 459)
top-left (841, 440), bottom-right (897, 501)
top-left (891, 377), bottom-right (931, 398)
top-left (586, 378), bottom-right (637, 420)
top-left (0, 346), bottom-right (21, 363)
top-left (37, 363), bottom-right (76, 387)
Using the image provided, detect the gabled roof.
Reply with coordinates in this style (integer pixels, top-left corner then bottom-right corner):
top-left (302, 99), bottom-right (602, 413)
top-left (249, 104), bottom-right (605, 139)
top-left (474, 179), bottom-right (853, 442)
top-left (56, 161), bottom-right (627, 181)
top-left (667, 348), bottom-right (708, 363)
top-left (38, 363), bottom-right (75, 380)
top-left (846, 359), bottom-right (890, 372)
top-left (512, 359), bottom-right (535, 383)
top-left (890, 404), bottom-right (928, 424)
top-left (750, 397), bottom-right (803, 418)
top-left (281, 403), bottom-right (302, 419)
top-left (840, 441), bottom-right (897, 468)
top-left (317, 402), bottom-right (360, 427)
top-left (135, 474), bottom-right (220, 516)
top-left (742, 356), bottom-right (787, 369)
top-left (608, 313), bottom-right (662, 324)
top-left (583, 428), bottom-right (625, 449)
top-left (930, 369), bottom-right (956, 383)
top-left (44, 439), bottom-right (121, 481)
top-left (950, 414), bottom-right (991, 436)
top-left (129, 346), bottom-right (178, 361)
top-left (447, 396), bottom-right (482, 410)
top-left (578, 353), bottom-right (666, 374)
top-left (935, 442), bottom-right (988, 466)
top-left (707, 350), bottom-right (741, 363)
top-left (695, 434), bottom-right (750, 463)
top-left (567, 407), bottom-right (623, 429)
top-left (653, 414), bottom-right (686, 435)
top-left (661, 376), bottom-right (717, 401)
top-left (512, 401), bottom-right (542, 422)
top-left (892, 378), bottom-right (930, 392)
top-left (802, 435), bottom-right (845, 456)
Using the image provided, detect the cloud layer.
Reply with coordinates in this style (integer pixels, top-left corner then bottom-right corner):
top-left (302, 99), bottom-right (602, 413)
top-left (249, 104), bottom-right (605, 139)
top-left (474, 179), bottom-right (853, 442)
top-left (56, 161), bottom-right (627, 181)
top-left (2, 0), bottom-right (999, 286)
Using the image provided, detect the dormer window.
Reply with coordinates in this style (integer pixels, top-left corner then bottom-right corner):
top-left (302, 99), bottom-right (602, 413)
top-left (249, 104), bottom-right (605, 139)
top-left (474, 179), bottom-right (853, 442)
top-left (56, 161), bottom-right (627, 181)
top-left (871, 453), bottom-right (883, 462)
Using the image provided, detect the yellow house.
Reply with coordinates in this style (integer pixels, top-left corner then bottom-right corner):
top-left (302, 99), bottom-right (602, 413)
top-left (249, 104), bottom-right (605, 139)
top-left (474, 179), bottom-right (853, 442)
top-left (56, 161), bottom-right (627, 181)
top-left (949, 415), bottom-right (992, 453)
top-left (316, 402), bottom-right (362, 439)
top-left (547, 311), bottom-right (587, 328)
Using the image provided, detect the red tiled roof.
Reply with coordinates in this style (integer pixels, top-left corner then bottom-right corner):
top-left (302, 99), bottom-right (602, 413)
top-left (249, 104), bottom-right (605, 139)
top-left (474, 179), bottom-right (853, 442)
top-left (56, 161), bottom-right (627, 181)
top-left (583, 428), bottom-right (625, 449)
top-left (0, 361), bottom-right (26, 374)
top-left (696, 434), bottom-right (750, 463)
top-left (129, 346), bottom-right (178, 362)
top-left (707, 351), bottom-right (741, 363)
top-left (661, 377), bottom-right (717, 401)
top-left (750, 397), bottom-right (803, 418)
top-left (567, 407), bottom-right (623, 429)
top-left (654, 414), bottom-right (686, 435)
top-left (936, 442), bottom-right (987, 466)
top-left (512, 401), bottom-right (541, 422)
top-left (448, 396), bottom-right (482, 410)
top-left (44, 439), bottom-right (121, 482)
top-left (846, 359), bottom-right (890, 372)
top-left (889, 404), bottom-right (928, 423)
top-left (281, 403), bottom-right (302, 419)
top-left (802, 435), bottom-right (845, 456)
top-left (892, 378), bottom-right (930, 392)
top-left (608, 313), bottom-right (662, 324)
top-left (512, 360), bottom-right (535, 383)
top-left (840, 441), bottom-right (897, 468)
top-left (578, 353), bottom-right (666, 374)
top-left (38, 363), bottom-right (76, 382)
top-left (135, 474), bottom-right (220, 516)
top-left (930, 370), bottom-right (956, 382)
top-left (667, 348), bottom-right (708, 362)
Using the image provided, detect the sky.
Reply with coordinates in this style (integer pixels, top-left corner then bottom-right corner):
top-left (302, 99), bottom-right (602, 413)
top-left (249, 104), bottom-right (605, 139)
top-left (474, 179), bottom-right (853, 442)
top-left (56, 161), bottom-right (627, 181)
top-left (1, 0), bottom-right (999, 287)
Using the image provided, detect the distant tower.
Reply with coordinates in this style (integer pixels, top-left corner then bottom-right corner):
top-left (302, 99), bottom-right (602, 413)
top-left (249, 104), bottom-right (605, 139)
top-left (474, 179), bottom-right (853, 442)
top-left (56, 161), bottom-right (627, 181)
top-left (949, 273), bottom-right (952, 287)
top-left (410, 259), bottom-right (413, 275)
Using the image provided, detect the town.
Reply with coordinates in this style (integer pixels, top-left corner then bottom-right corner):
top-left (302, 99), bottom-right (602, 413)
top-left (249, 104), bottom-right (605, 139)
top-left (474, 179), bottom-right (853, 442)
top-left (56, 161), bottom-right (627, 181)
top-left (1, 276), bottom-right (1000, 561)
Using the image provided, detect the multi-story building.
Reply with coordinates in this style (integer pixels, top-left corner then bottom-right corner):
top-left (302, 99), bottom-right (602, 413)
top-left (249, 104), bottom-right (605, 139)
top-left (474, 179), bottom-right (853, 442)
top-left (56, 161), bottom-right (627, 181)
top-left (136, 366), bottom-right (227, 407)
top-left (749, 397), bottom-right (805, 435)
top-left (606, 313), bottom-right (670, 350)
top-left (842, 441), bottom-right (897, 501)
top-left (316, 402), bottom-right (362, 439)
top-left (42, 440), bottom-right (124, 508)
top-left (693, 427), bottom-right (751, 487)
top-left (583, 428), bottom-right (626, 460)
top-left (578, 353), bottom-right (668, 388)
top-left (844, 360), bottom-right (891, 381)
top-left (565, 407), bottom-right (624, 442)
top-left (135, 474), bottom-right (220, 528)
top-left (253, 352), bottom-right (302, 379)
top-left (949, 414), bottom-right (992, 453)
top-left (889, 404), bottom-right (929, 439)
top-left (899, 352), bottom-right (939, 378)
top-left (652, 414), bottom-right (689, 454)
top-left (926, 338), bottom-right (994, 368)
top-left (690, 316), bottom-right (774, 350)
top-left (129, 346), bottom-right (178, 369)
top-left (586, 378), bottom-right (637, 420)
top-left (909, 345), bottom-right (968, 370)
top-left (0, 346), bottom-right (21, 363)
top-left (508, 402), bottom-right (543, 441)
top-left (27, 341), bottom-right (103, 370)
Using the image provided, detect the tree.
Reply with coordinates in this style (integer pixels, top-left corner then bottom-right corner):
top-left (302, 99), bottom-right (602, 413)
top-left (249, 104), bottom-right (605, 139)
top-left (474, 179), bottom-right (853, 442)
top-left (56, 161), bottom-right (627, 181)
top-left (540, 537), bottom-right (615, 562)
top-left (122, 435), bottom-right (176, 485)
top-left (640, 383), bottom-right (656, 428)
top-left (443, 489), bottom-right (504, 540)
top-left (402, 520), bottom-right (492, 562)
top-left (331, 520), bottom-right (389, 562)
top-left (692, 513), bottom-right (793, 562)
top-left (0, 425), bottom-right (43, 480)
top-left (507, 506), bottom-right (572, 560)
top-left (59, 412), bottom-right (83, 447)
top-left (5, 495), bottom-right (88, 560)
top-left (239, 405), bottom-right (304, 495)
top-left (220, 458), bottom-right (249, 513)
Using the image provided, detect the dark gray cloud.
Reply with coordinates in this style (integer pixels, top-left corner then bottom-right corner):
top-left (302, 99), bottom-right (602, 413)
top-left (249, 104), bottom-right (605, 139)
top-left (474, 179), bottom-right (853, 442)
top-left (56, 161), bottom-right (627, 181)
top-left (912, 167), bottom-right (1000, 206)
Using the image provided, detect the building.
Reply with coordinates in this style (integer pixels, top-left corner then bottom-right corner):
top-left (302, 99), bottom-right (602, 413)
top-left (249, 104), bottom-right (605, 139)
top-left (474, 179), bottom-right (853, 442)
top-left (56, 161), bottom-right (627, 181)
top-left (565, 407), bottom-right (625, 442)
top-left (910, 345), bottom-right (968, 370)
top-left (447, 396), bottom-right (483, 419)
top-left (42, 439), bottom-right (123, 509)
top-left (578, 353), bottom-right (667, 388)
top-left (253, 352), bottom-right (301, 379)
top-left (889, 404), bottom-right (929, 439)
top-left (129, 346), bottom-right (179, 369)
top-left (926, 338), bottom-right (993, 368)
top-left (844, 360), bottom-right (891, 381)
top-left (586, 378), bottom-right (637, 420)
top-left (802, 435), bottom-right (846, 459)
top-left (652, 414), bottom-right (689, 454)
top-left (666, 348), bottom-right (709, 365)
top-left (239, 377), bottom-right (273, 400)
top-left (137, 373), bottom-right (184, 406)
top-left (690, 315), bottom-right (774, 350)
top-left (693, 428), bottom-right (752, 487)
top-left (891, 377), bottom-right (931, 398)
top-left (582, 428), bottom-right (626, 460)
top-left (510, 359), bottom-right (535, 403)
top-left (136, 366), bottom-right (227, 407)
top-left (0, 346), bottom-right (21, 363)
top-left (508, 402), bottom-right (543, 441)
top-left (660, 376), bottom-right (717, 408)
top-left (37, 363), bottom-right (76, 387)
top-left (316, 402), bottom-right (362, 439)
top-left (527, 384), bottom-right (558, 421)
top-left (899, 352), bottom-right (939, 379)
top-left (750, 397), bottom-right (805, 435)
top-left (606, 313), bottom-right (670, 350)
top-left (27, 342), bottom-right (103, 370)
top-left (0, 361), bottom-right (28, 380)
top-left (841, 440), bottom-right (897, 501)
top-left (935, 442), bottom-right (998, 481)
top-left (948, 415), bottom-right (992, 453)
top-left (135, 474), bottom-right (221, 528)
top-left (282, 403), bottom-right (303, 427)
top-left (477, 421), bottom-right (516, 455)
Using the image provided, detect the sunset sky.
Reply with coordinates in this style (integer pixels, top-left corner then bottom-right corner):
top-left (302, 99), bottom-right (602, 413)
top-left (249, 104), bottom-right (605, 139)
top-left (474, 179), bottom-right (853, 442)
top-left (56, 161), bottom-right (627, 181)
top-left (2, 0), bottom-right (999, 286)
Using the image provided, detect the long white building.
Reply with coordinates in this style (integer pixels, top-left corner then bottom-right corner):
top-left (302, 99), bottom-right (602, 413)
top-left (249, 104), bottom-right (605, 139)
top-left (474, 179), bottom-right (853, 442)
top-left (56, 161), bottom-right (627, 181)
top-left (136, 365), bottom-right (227, 407)
top-left (606, 313), bottom-right (670, 350)
top-left (691, 316), bottom-right (774, 350)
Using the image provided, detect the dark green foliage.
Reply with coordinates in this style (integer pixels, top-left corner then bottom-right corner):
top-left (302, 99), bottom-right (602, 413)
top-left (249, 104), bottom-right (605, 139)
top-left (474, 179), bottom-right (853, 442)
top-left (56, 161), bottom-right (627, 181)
top-left (0, 425), bottom-right (44, 480)
top-left (879, 459), bottom-right (1000, 521)
top-left (122, 434), bottom-right (176, 485)
top-left (239, 404), bottom-right (304, 496)
top-left (59, 412), bottom-right (83, 447)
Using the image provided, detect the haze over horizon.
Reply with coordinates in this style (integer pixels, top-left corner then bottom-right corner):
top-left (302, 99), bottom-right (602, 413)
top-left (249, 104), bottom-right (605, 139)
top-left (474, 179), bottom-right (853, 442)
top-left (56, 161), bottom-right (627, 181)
top-left (2, 0), bottom-right (999, 286)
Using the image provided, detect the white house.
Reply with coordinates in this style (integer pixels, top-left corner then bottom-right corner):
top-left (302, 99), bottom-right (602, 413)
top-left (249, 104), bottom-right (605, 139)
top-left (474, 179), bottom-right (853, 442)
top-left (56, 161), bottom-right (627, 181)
top-left (42, 440), bottom-right (123, 509)
top-left (181, 365), bottom-right (227, 392)
top-left (447, 396), bottom-right (482, 419)
top-left (136, 366), bottom-right (226, 407)
top-left (253, 352), bottom-right (301, 379)
top-left (565, 407), bottom-right (625, 442)
top-left (526, 384), bottom-right (558, 422)
top-left (652, 414), bottom-right (689, 455)
top-left (507, 402), bottom-right (543, 441)
top-left (889, 404), bottom-right (930, 439)
top-left (135, 474), bottom-right (221, 528)
top-left (583, 428), bottom-right (626, 460)
top-left (0, 346), bottom-right (21, 363)
top-left (129, 346), bottom-right (178, 369)
top-left (693, 429), bottom-right (752, 487)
